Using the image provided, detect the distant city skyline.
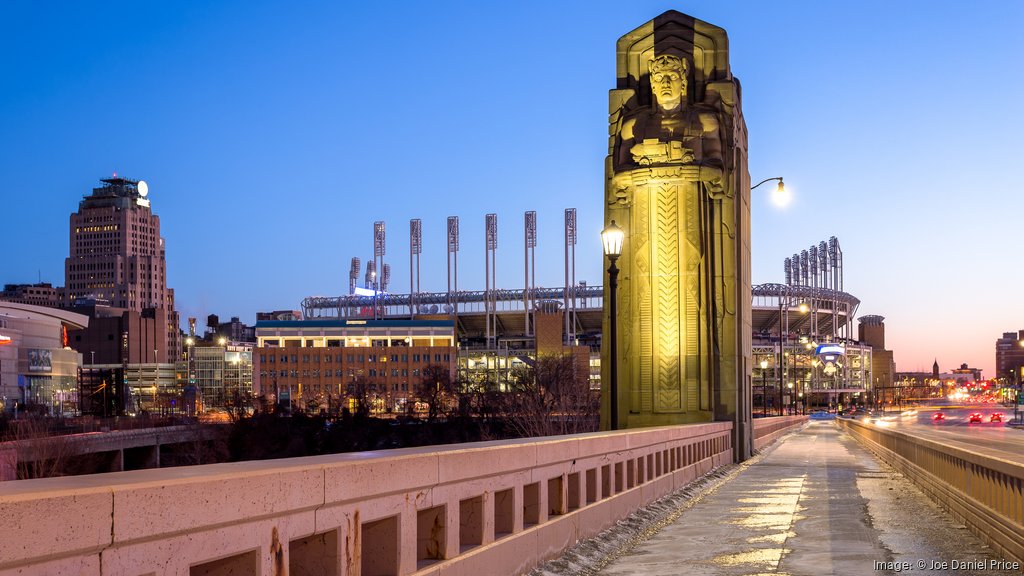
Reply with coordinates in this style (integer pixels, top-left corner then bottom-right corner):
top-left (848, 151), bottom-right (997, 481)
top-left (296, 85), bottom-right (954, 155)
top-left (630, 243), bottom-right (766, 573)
top-left (2, 0), bottom-right (1022, 377)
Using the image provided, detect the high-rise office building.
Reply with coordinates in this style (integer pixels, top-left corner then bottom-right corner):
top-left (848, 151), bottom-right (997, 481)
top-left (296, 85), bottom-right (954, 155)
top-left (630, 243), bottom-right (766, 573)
top-left (64, 177), bottom-right (180, 363)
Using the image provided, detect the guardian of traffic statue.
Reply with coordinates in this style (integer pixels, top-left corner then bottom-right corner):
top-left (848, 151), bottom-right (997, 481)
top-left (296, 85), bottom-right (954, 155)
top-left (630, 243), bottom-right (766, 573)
top-left (602, 11), bottom-right (753, 460)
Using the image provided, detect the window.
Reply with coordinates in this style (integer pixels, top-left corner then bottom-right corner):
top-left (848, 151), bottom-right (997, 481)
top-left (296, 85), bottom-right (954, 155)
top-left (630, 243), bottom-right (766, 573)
top-left (402, 355), bottom-right (408, 362)
top-left (413, 354), bottom-right (420, 362)
top-left (347, 354), bottom-right (354, 363)
top-left (303, 355), bottom-right (310, 363)
top-left (368, 355), bottom-right (376, 363)
top-left (370, 369), bottom-right (377, 377)
top-left (391, 355), bottom-right (398, 362)
top-left (391, 369), bottom-right (399, 377)
top-left (435, 354), bottom-right (441, 362)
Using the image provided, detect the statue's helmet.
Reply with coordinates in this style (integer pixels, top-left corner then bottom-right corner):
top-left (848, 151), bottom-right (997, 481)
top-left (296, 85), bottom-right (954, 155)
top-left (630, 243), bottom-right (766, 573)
top-left (648, 54), bottom-right (687, 76)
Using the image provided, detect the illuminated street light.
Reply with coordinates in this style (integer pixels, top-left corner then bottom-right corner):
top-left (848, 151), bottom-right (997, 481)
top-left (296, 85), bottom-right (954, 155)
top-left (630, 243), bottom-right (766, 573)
top-left (602, 220), bottom-right (623, 430)
top-left (751, 176), bottom-right (789, 207)
top-left (760, 359), bottom-right (769, 417)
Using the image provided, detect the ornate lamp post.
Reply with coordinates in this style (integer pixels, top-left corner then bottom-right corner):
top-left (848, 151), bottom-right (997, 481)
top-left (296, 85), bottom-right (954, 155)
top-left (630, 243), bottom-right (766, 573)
top-left (602, 220), bottom-right (624, 430)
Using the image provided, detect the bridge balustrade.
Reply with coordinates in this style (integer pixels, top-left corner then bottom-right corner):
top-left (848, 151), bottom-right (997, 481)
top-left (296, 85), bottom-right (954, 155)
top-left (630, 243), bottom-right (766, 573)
top-left (839, 418), bottom-right (1024, 563)
top-left (0, 417), bottom-right (806, 575)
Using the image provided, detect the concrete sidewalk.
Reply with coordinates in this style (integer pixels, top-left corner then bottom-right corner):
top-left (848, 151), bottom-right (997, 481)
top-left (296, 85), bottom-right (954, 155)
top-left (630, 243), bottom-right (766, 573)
top-left (589, 421), bottom-right (1022, 576)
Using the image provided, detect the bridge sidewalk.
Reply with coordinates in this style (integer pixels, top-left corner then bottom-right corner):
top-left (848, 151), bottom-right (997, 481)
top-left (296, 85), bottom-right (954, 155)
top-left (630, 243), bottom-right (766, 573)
top-left (590, 421), bottom-right (1021, 576)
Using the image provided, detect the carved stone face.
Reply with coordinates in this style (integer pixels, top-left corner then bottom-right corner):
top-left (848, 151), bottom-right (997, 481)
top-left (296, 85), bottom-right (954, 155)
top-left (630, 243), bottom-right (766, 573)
top-left (651, 68), bottom-right (685, 110)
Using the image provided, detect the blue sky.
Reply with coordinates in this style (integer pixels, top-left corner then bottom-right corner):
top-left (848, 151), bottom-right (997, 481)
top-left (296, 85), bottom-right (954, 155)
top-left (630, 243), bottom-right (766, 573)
top-left (1, 1), bottom-right (1022, 376)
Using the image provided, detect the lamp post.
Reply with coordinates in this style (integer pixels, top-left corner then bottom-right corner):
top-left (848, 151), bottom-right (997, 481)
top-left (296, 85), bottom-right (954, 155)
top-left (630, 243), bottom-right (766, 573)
top-left (185, 337), bottom-right (194, 417)
top-left (602, 220), bottom-right (624, 430)
top-left (778, 372), bottom-right (784, 417)
top-left (218, 337), bottom-right (227, 410)
top-left (759, 359), bottom-right (768, 417)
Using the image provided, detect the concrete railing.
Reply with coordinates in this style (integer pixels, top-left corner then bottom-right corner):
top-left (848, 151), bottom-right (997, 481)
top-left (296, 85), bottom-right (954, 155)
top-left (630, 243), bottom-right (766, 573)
top-left (1, 425), bottom-right (226, 480)
top-left (839, 418), bottom-right (1024, 563)
top-left (753, 415), bottom-right (808, 451)
top-left (1, 423), bottom-right (741, 576)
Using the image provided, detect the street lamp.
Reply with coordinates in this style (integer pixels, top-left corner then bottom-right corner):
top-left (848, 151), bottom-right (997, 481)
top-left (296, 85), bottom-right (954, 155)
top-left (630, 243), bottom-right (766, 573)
top-left (751, 176), bottom-right (788, 207)
top-left (759, 359), bottom-right (768, 417)
top-left (602, 220), bottom-right (624, 430)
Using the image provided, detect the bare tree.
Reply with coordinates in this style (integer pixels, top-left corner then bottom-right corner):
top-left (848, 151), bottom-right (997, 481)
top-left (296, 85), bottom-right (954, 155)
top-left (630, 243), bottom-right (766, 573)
top-left (8, 417), bottom-right (77, 479)
top-left (346, 377), bottom-right (373, 418)
top-left (499, 353), bottom-right (599, 438)
top-left (416, 364), bottom-right (456, 422)
top-left (224, 391), bottom-right (254, 422)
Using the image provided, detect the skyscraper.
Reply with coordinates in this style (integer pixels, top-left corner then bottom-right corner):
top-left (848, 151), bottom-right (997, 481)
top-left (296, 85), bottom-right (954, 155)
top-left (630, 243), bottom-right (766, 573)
top-left (64, 177), bottom-right (180, 363)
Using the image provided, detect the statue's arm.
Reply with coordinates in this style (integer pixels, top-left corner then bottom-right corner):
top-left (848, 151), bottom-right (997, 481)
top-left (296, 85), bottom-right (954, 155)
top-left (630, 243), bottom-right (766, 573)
top-left (620, 117), bottom-right (636, 141)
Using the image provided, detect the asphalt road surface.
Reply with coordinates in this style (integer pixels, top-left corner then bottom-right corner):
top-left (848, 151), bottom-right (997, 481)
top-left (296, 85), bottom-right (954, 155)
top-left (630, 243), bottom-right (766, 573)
top-left (852, 402), bottom-right (1024, 465)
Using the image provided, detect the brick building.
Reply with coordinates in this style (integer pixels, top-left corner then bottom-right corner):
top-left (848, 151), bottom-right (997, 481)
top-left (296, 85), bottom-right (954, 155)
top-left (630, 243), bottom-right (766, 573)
top-left (254, 319), bottom-right (457, 411)
top-left (63, 177), bottom-right (180, 364)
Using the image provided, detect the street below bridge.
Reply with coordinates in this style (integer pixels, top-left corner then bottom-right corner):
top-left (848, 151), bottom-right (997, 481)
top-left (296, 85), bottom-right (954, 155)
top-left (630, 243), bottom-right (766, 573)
top-left (538, 421), bottom-right (1022, 576)
top-left (860, 405), bottom-right (1024, 465)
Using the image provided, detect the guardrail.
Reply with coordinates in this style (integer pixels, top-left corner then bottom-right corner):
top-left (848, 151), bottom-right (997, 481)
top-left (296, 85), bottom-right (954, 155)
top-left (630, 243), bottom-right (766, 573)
top-left (838, 418), bottom-right (1024, 563)
top-left (2, 423), bottom-right (740, 575)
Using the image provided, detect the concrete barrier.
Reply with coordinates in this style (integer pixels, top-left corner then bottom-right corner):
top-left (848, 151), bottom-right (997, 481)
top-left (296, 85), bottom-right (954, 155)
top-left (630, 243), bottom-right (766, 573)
top-left (753, 415), bottom-right (808, 452)
top-left (1, 423), bottom-right (739, 576)
top-left (839, 418), bottom-right (1024, 564)
top-left (0, 425), bottom-right (225, 478)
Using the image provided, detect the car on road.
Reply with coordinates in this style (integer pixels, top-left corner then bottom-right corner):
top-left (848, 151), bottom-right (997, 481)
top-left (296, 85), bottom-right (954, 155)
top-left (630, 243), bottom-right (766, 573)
top-left (968, 412), bottom-right (983, 423)
top-left (990, 413), bottom-right (1004, 423)
top-left (931, 412), bottom-right (946, 421)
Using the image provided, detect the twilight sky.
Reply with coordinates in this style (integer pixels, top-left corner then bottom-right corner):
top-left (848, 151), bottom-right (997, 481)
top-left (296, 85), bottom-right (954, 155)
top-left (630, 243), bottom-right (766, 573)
top-left (1, 1), bottom-right (1022, 377)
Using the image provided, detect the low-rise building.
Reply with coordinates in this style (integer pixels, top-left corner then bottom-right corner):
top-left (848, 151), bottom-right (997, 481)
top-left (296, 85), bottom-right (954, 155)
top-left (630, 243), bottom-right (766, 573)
top-left (0, 283), bottom-right (61, 308)
top-left (185, 341), bottom-right (253, 411)
top-left (254, 319), bottom-right (456, 412)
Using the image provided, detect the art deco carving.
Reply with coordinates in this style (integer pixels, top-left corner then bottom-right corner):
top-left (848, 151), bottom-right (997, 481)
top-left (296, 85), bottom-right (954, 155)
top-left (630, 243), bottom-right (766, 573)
top-left (603, 11), bottom-right (750, 430)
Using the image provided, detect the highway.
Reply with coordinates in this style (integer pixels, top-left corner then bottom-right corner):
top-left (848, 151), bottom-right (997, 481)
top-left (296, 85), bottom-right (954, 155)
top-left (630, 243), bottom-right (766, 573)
top-left (854, 401), bottom-right (1024, 465)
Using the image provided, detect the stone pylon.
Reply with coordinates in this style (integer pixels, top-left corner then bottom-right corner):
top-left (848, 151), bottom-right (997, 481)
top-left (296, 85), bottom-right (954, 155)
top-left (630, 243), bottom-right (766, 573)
top-left (602, 10), bottom-right (752, 460)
